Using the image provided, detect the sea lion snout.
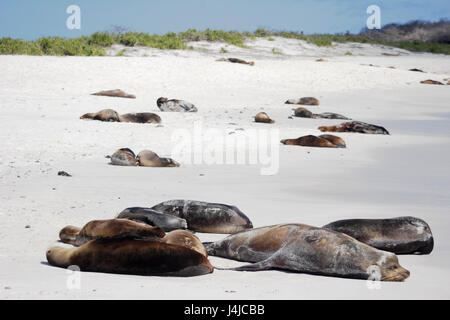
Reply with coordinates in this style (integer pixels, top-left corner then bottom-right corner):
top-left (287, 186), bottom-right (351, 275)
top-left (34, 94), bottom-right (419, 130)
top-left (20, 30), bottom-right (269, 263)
top-left (381, 265), bottom-right (410, 282)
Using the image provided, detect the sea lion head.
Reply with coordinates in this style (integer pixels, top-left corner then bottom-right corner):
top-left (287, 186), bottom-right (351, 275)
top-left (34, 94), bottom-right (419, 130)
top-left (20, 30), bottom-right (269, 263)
top-left (59, 225), bottom-right (81, 245)
top-left (293, 107), bottom-right (314, 118)
top-left (46, 246), bottom-right (71, 268)
top-left (157, 97), bottom-right (168, 107)
top-left (369, 252), bottom-right (410, 282)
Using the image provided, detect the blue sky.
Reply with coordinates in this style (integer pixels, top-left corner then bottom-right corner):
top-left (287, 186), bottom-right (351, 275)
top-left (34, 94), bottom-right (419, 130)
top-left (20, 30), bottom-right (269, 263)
top-left (0, 0), bottom-right (448, 40)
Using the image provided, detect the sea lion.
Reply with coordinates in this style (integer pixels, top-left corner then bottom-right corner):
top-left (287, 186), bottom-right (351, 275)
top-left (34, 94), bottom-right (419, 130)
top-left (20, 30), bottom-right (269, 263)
top-left (59, 218), bottom-right (165, 246)
top-left (151, 200), bottom-right (253, 234)
top-left (157, 97), bottom-right (198, 112)
top-left (293, 107), bottom-right (350, 120)
top-left (117, 207), bottom-right (188, 231)
top-left (322, 216), bottom-right (434, 255)
top-left (204, 224), bottom-right (410, 281)
top-left (216, 58), bottom-right (254, 66)
top-left (136, 150), bottom-right (180, 167)
top-left (318, 134), bottom-right (346, 148)
top-left (409, 68), bottom-right (424, 72)
top-left (316, 58), bottom-right (326, 62)
top-left (280, 135), bottom-right (339, 148)
top-left (285, 97), bottom-right (319, 106)
top-left (91, 89), bottom-right (136, 99)
top-left (318, 121), bottom-right (390, 135)
top-left (46, 238), bottom-right (213, 277)
top-left (110, 148), bottom-right (138, 166)
top-left (420, 80), bottom-right (444, 85)
top-left (80, 109), bottom-right (120, 122)
top-left (119, 113), bottom-right (161, 124)
top-left (254, 112), bottom-right (275, 123)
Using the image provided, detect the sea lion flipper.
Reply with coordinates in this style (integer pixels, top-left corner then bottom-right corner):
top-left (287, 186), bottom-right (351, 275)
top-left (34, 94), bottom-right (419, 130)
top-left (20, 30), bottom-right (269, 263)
top-left (225, 257), bottom-right (275, 272)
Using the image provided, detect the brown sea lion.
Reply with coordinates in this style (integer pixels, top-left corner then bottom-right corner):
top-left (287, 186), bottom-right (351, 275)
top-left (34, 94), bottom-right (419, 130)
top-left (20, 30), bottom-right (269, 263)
top-left (119, 113), bottom-right (161, 124)
top-left (59, 219), bottom-right (165, 246)
top-left (323, 216), bottom-right (434, 255)
top-left (80, 109), bottom-right (120, 122)
top-left (216, 58), bottom-right (254, 66)
top-left (318, 121), bottom-right (390, 135)
top-left (91, 89), bottom-right (136, 99)
top-left (136, 150), bottom-right (180, 167)
top-left (110, 148), bottom-right (138, 166)
top-left (420, 80), bottom-right (444, 85)
top-left (281, 135), bottom-right (338, 148)
top-left (316, 58), bottom-right (326, 62)
top-left (151, 200), bottom-right (253, 234)
top-left (204, 224), bottom-right (410, 281)
top-left (254, 112), bottom-right (275, 123)
top-left (318, 134), bottom-right (346, 148)
top-left (46, 238), bottom-right (213, 277)
top-left (285, 97), bottom-right (319, 106)
top-left (157, 97), bottom-right (197, 112)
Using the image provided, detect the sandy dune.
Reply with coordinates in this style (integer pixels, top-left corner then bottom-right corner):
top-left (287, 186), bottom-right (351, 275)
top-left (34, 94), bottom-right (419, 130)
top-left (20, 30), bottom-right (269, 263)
top-left (0, 40), bottom-right (449, 299)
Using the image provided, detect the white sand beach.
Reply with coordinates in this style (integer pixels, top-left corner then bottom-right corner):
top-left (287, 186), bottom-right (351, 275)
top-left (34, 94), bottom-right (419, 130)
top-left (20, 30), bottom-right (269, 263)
top-left (0, 38), bottom-right (449, 299)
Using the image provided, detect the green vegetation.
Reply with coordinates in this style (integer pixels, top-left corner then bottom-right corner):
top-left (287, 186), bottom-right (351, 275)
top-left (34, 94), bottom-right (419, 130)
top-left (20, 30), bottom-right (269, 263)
top-left (1, 26), bottom-right (449, 56)
top-left (272, 47), bottom-right (283, 55)
top-left (345, 51), bottom-right (353, 56)
top-left (220, 47), bottom-right (228, 53)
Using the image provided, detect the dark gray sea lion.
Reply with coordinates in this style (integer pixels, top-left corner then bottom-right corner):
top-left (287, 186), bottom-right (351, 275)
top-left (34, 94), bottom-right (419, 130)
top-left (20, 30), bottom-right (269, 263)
top-left (420, 80), bottom-right (444, 85)
top-left (409, 68), bottom-right (424, 72)
top-left (285, 97), bottom-right (320, 106)
top-left (204, 224), bottom-right (410, 281)
top-left (117, 207), bottom-right (188, 231)
top-left (91, 89), bottom-right (136, 99)
top-left (137, 150), bottom-right (180, 167)
top-left (293, 107), bottom-right (350, 120)
top-left (119, 113), bottom-right (161, 124)
top-left (157, 97), bottom-right (198, 112)
top-left (80, 109), bottom-right (120, 122)
top-left (318, 121), bottom-right (390, 135)
top-left (254, 112), bottom-right (275, 123)
top-left (110, 148), bottom-right (138, 166)
top-left (46, 238), bottom-right (214, 277)
top-left (216, 58), bottom-right (255, 66)
top-left (281, 135), bottom-right (340, 148)
top-left (322, 217), bottom-right (434, 255)
top-left (151, 200), bottom-right (253, 234)
top-left (59, 219), bottom-right (165, 246)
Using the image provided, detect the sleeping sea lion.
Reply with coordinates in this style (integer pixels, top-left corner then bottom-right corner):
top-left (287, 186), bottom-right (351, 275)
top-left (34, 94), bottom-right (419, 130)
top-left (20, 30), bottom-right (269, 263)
top-left (204, 224), bottom-right (410, 281)
top-left (254, 112), bottom-right (275, 123)
top-left (157, 97), bottom-right (198, 112)
top-left (136, 150), bottom-right (180, 167)
top-left (420, 80), bottom-right (444, 85)
top-left (91, 89), bottom-right (136, 99)
top-left (117, 207), bottom-right (188, 231)
top-left (46, 238), bottom-right (213, 277)
top-left (59, 218), bottom-right (165, 246)
top-left (119, 113), bottom-right (161, 124)
top-left (80, 109), bottom-right (120, 122)
top-left (322, 216), bottom-right (434, 255)
top-left (110, 148), bottom-right (138, 166)
top-left (280, 135), bottom-right (340, 148)
top-left (285, 97), bottom-right (320, 106)
top-left (318, 121), bottom-right (390, 135)
top-left (151, 200), bottom-right (253, 234)
top-left (216, 58), bottom-right (255, 66)
top-left (293, 107), bottom-right (350, 120)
